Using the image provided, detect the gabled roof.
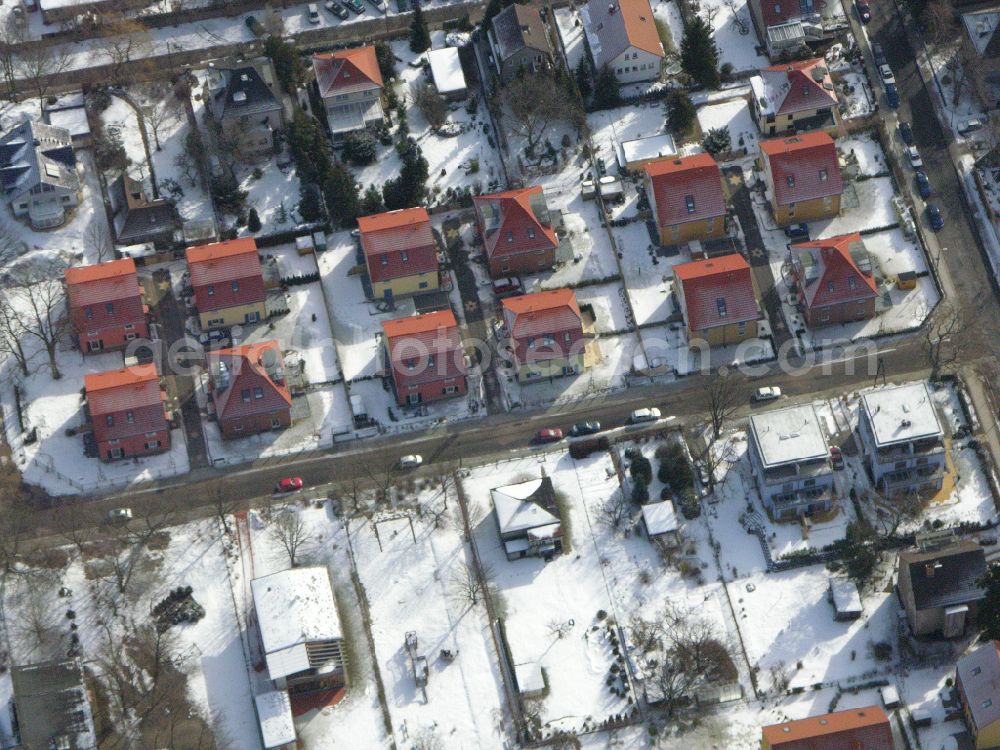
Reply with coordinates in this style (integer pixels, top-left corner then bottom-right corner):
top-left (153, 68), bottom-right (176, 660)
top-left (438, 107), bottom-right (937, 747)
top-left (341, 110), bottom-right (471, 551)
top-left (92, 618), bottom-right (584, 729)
top-left (644, 154), bottom-right (727, 228)
top-left (474, 186), bottom-right (558, 260)
top-left (85, 364), bottom-right (161, 416)
top-left (899, 541), bottom-right (987, 612)
top-left (313, 46), bottom-right (384, 98)
top-left (0, 116), bottom-right (78, 197)
top-left (186, 237), bottom-right (262, 287)
top-left (584, 0), bottom-right (664, 65)
top-left (756, 0), bottom-right (805, 28)
top-left (208, 61), bottom-right (282, 121)
top-left (109, 173), bottom-right (178, 244)
top-left (208, 340), bottom-right (292, 421)
top-left (502, 288), bottom-right (581, 340)
top-left (358, 207), bottom-right (435, 257)
top-left (791, 232), bottom-right (878, 309)
top-left (750, 59), bottom-right (838, 117)
top-left (491, 475), bottom-right (560, 535)
top-left (65, 258), bottom-right (141, 310)
top-left (673, 254), bottom-right (760, 332)
top-left (761, 132), bottom-right (843, 207)
top-left (491, 4), bottom-right (552, 61)
top-left (957, 640), bottom-right (1000, 731)
top-left (762, 707), bottom-right (892, 748)
top-left (963, 6), bottom-right (1000, 58)
top-left (383, 309), bottom-right (458, 340)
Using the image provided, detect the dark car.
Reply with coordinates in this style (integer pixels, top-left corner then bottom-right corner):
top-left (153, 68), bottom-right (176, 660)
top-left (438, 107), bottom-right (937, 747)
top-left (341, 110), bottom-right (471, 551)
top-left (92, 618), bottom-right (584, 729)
top-left (927, 203), bottom-right (944, 230)
top-left (915, 171), bottom-right (932, 199)
top-left (569, 421), bottom-right (602, 437)
top-left (534, 428), bottom-right (564, 444)
top-left (784, 223), bottom-right (810, 240)
top-left (885, 83), bottom-right (900, 109)
top-left (855, 0), bottom-right (871, 22)
top-left (898, 121), bottom-right (914, 145)
top-left (325, 0), bottom-right (349, 18)
top-left (872, 42), bottom-right (887, 67)
top-left (346, 0), bottom-right (364, 12)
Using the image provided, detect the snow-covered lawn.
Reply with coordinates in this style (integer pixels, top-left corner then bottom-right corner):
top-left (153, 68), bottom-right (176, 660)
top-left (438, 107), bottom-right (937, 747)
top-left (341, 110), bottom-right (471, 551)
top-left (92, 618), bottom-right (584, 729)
top-left (696, 97), bottom-right (759, 157)
top-left (653, 0), bottom-right (768, 74)
top-left (837, 71), bottom-right (876, 120)
top-left (588, 101), bottom-right (680, 172)
top-left (613, 221), bottom-right (683, 327)
top-left (576, 281), bottom-right (634, 334)
top-left (554, 8), bottom-right (588, 70)
top-left (238, 160), bottom-right (302, 236)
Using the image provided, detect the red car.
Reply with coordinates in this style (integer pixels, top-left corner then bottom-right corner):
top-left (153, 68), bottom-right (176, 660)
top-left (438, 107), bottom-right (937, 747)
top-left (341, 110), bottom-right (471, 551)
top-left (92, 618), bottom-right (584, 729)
top-left (534, 428), bottom-right (564, 444)
top-left (829, 446), bottom-right (844, 470)
top-left (275, 477), bottom-right (303, 492)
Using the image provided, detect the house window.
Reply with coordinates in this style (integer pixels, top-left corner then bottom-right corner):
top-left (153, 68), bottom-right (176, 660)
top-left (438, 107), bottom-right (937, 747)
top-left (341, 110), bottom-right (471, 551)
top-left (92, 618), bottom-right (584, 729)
top-left (685, 195), bottom-right (696, 213)
top-left (124, 323), bottom-right (134, 330)
top-left (418, 281), bottom-right (429, 289)
top-left (145, 440), bottom-right (160, 450)
top-left (85, 308), bottom-right (93, 320)
top-left (527, 228), bottom-right (535, 239)
top-left (973, 666), bottom-right (983, 676)
top-left (406, 359), bottom-right (415, 370)
top-left (125, 333), bottom-right (136, 341)
top-left (126, 411), bottom-right (135, 424)
top-left (848, 277), bottom-right (857, 290)
top-left (819, 168), bottom-right (828, 182)
top-left (427, 356), bottom-right (435, 368)
top-left (241, 388), bottom-right (251, 403)
top-left (827, 281), bottom-right (835, 292)
top-left (234, 423), bottom-right (244, 432)
top-left (984, 699), bottom-right (994, 709)
top-left (381, 254), bottom-right (388, 265)
top-left (105, 415), bottom-right (114, 426)
top-left (506, 231), bottom-right (514, 243)
top-left (716, 298), bottom-right (727, 318)
top-left (253, 387), bottom-right (264, 400)
top-left (737, 321), bottom-right (747, 335)
top-left (527, 336), bottom-right (535, 348)
top-left (564, 332), bottom-right (571, 341)
top-left (444, 385), bottom-right (457, 394)
top-left (786, 175), bottom-right (795, 188)
top-left (207, 285), bottom-right (215, 296)
top-left (706, 217), bottom-right (715, 231)
top-left (231, 280), bottom-right (239, 292)
top-left (105, 302), bottom-right (114, 315)
top-left (401, 250), bottom-right (409, 262)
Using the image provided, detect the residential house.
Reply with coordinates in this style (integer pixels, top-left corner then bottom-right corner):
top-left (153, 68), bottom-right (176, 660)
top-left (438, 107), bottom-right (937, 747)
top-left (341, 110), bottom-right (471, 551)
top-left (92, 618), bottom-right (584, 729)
top-left (65, 258), bottom-right (149, 353)
top-left (789, 233), bottom-right (878, 327)
top-left (644, 153), bottom-right (728, 246)
top-left (10, 659), bottom-right (97, 750)
top-left (108, 172), bottom-right (180, 247)
top-left (313, 46), bottom-right (386, 143)
top-left (254, 691), bottom-right (296, 750)
top-left (0, 117), bottom-right (80, 229)
top-left (474, 186), bottom-right (559, 277)
top-left (962, 5), bottom-right (1000, 90)
top-left (673, 254), bottom-right (762, 346)
top-left (358, 207), bottom-right (440, 301)
top-left (582, 0), bottom-right (664, 84)
top-left (858, 381), bottom-right (947, 496)
top-left (956, 640), bottom-right (1000, 749)
top-left (84, 364), bottom-right (170, 462)
top-left (382, 310), bottom-right (467, 406)
top-left (641, 501), bottom-right (682, 548)
top-left (897, 540), bottom-right (987, 637)
top-left (748, 0), bottom-right (845, 60)
top-left (501, 288), bottom-right (585, 382)
top-left (43, 93), bottom-right (91, 147)
top-left (427, 47), bottom-right (468, 100)
top-left (487, 4), bottom-right (554, 83)
top-left (749, 59), bottom-right (839, 136)
top-left (748, 403), bottom-right (835, 520)
top-left (205, 57), bottom-right (285, 159)
top-left (760, 706), bottom-right (894, 750)
top-left (760, 131), bottom-right (843, 226)
top-left (186, 237), bottom-right (267, 329)
top-left (207, 340), bottom-right (292, 438)
top-left (250, 567), bottom-right (347, 693)
top-left (491, 474), bottom-right (563, 560)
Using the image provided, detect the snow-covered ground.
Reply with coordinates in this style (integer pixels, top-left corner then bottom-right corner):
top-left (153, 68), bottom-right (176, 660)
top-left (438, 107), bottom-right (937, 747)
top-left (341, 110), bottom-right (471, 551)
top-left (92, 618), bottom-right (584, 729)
top-left (653, 0), bottom-right (768, 74)
top-left (237, 159), bottom-right (302, 236)
top-left (696, 97), bottom-right (759, 157)
top-left (613, 221), bottom-right (683, 327)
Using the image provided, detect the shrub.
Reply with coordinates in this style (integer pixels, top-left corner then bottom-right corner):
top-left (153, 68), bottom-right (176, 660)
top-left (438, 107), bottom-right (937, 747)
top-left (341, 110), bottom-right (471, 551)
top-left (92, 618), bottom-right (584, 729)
top-left (247, 207), bottom-right (261, 233)
top-left (343, 131), bottom-right (377, 166)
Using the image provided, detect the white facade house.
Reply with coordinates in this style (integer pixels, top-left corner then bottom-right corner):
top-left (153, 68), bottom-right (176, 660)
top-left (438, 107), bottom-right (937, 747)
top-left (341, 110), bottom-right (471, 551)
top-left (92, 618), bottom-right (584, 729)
top-left (0, 117), bottom-right (80, 229)
top-left (748, 403), bottom-right (834, 520)
top-left (858, 382), bottom-right (946, 496)
top-left (491, 475), bottom-right (563, 561)
top-left (582, 0), bottom-right (664, 84)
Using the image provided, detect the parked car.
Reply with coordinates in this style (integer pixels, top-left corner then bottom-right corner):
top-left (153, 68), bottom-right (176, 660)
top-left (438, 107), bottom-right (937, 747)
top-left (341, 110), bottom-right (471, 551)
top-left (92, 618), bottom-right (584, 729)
top-left (398, 454), bottom-right (423, 469)
top-left (752, 386), bottom-right (782, 402)
top-left (829, 445), bottom-right (845, 470)
top-left (325, 0), bottom-right (349, 17)
top-left (855, 0), bottom-right (871, 22)
top-left (307, 3), bottom-right (321, 22)
top-left (367, 0), bottom-right (385, 9)
top-left (275, 477), bottom-right (303, 493)
top-left (906, 145), bottom-right (923, 169)
top-left (628, 407), bottom-right (661, 424)
top-left (915, 170), bottom-right (932, 199)
top-left (879, 64), bottom-right (895, 85)
top-left (783, 223), bottom-right (810, 240)
top-left (198, 328), bottom-right (232, 349)
top-left (898, 121), bottom-right (914, 145)
top-left (346, 0), bottom-right (365, 13)
top-left (534, 428), bottom-right (564, 444)
top-left (872, 42), bottom-right (887, 67)
top-left (959, 118), bottom-right (985, 135)
top-left (492, 277), bottom-right (522, 297)
top-left (569, 421), bottom-right (601, 437)
top-left (885, 83), bottom-right (900, 109)
top-left (108, 507), bottom-right (133, 522)
top-left (927, 203), bottom-right (944, 231)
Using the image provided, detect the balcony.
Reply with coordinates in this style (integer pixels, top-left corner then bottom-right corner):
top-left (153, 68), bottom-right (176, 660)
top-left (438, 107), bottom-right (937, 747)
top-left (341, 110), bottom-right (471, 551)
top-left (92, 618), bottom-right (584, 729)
top-left (760, 458), bottom-right (831, 486)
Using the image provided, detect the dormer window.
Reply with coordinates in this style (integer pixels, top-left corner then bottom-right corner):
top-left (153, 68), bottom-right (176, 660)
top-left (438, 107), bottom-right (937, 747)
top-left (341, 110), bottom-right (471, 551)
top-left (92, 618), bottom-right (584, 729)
top-left (786, 175), bottom-right (795, 188)
top-left (827, 281), bottom-right (835, 292)
top-left (253, 387), bottom-right (264, 400)
top-left (848, 277), bottom-right (856, 290)
top-left (241, 388), bottom-right (251, 403)
top-left (527, 228), bottom-right (535, 239)
top-left (819, 168), bottom-right (828, 182)
top-left (716, 298), bottom-right (727, 317)
top-left (507, 231), bottom-right (514, 243)
top-left (685, 195), bottom-right (696, 213)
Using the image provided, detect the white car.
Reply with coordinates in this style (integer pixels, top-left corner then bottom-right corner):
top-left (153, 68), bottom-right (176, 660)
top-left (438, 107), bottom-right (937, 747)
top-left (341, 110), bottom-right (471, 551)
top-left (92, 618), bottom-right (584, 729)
top-left (879, 64), bottom-right (895, 85)
top-left (752, 386), bottom-right (782, 402)
top-left (398, 454), bottom-right (424, 469)
top-left (307, 3), bottom-right (321, 22)
top-left (906, 146), bottom-right (923, 168)
top-left (108, 507), bottom-right (133, 522)
top-left (628, 407), bottom-right (661, 424)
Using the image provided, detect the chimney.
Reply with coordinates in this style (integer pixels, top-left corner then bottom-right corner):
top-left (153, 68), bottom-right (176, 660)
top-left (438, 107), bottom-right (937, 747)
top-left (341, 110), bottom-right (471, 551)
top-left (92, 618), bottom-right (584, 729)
top-left (608, 2), bottom-right (616, 13)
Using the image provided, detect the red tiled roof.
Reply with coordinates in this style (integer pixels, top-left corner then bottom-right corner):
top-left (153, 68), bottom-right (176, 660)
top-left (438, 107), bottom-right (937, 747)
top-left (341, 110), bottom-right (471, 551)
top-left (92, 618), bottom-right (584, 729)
top-left (186, 238), bottom-right (263, 288)
top-left (644, 154), bottom-right (727, 228)
top-left (474, 186), bottom-right (558, 261)
top-left (382, 309), bottom-right (458, 340)
top-left (358, 208), bottom-right (435, 257)
top-left (674, 253), bottom-right (759, 332)
top-left (791, 232), bottom-right (878, 309)
top-left (85, 363), bottom-right (161, 416)
top-left (313, 46), bottom-right (384, 97)
top-left (762, 707), bottom-right (892, 748)
top-left (758, 0), bottom-right (802, 28)
top-left (502, 288), bottom-right (581, 340)
top-left (761, 132), bottom-right (843, 207)
top-left (758, 59), bottom-right (838, 116)
top-left (383, 311), bottom-right (462, 382)
top-left (209, 340), bottom-right (292, 421)
top-left (65, 258), bottom-right (142, 309)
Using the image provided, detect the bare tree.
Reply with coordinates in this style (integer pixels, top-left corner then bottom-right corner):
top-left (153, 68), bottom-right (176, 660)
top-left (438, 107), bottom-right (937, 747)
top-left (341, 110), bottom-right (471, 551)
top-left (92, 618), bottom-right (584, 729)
top-left (101, 511), bottom-right (176, 595)
top-left (411, 727), bottom-right (444, 750)
top-left (14, 573), bottom-right (64, 659)
top-left (703, 367), bottom-right (746, 446)
top-left (366, 452), bottom-right (398, 505)
top-left (98, 18), bottom-right (153, 84)
top-left (410, 81), bottom-right (447, 130)
top-left (142, 91), bottom-right (180, 152)
top-left (0, 293), bottom-right (32, 377)
top-left (0, 15), bottom-right (25, 99)
top-left (5, 265), bottom-right (71, 380)
top-left (872, 486), bottom-right (923, 536)
top-left (502, 72), bottom-right (576, 154)
top-left (923, 300), bottom-right (968, 380)
top-left (17, 44), bottom-right (72, 115)
top-left (449, 559), bottom-right (494, 608)
top-left (923, 0), bottom-right (957, 45)
top-left (211, 483), bottom-right (239, 537)
top-left (597, 490), bottom-right (630, 530)
top-left (0, 479), bottom-right (35, 576)
top-left (269, 509), bottom-right (308, 567)
top-left (84, 218), bottom-right (115, 263)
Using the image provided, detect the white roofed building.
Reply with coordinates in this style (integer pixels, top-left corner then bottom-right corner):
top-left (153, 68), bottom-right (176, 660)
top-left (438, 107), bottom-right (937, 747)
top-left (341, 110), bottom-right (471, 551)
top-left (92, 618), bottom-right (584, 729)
top-left (250, 567), bottom-right (347, 692)
top-left (491, 474), bottom-right (564, 560)
top-left (641, 500), bottom-right (681, 548)
top-left (427, 48), bottom-right (467, 100)
top-left (254, 690), bottom-right (296, 750)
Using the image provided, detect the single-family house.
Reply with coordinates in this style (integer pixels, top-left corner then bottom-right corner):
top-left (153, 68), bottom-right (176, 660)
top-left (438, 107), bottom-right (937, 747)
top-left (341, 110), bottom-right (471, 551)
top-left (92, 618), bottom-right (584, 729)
top-left (748, 0), bottom-right (844, 60)
top-left (358, 207), bottom-right (440, 301)
top-left (186, 237), bottom-right (267, 329)
top-left (108, 172), bottom-right (180, 247)
top-left (207, 340), bottom-right (292, 438)
top-left (673, 254), bottom-right (762, 346)
top-left (644, 153), bottom-right (728, 246)
top-left (250, 567), bottom-right (347, 693)
top-left (761, 706), bottom-right (894, 750)
top-left (0, 117), bottom-right (80, 229)
top-left (65, 257), bottom-right (149, 353)
top-left (748, 403), bottom-right (835, 520)
top-left (759, 131), bottom-right (843, 226)
top-left (897, 540), bottom-right (987, 638)
top-left (962, 5), bottom-right (1000, 90)
top-left (382, 310), bottom-right (466, 406)
top-left (501, 288), bottom-right (585, 382)
top-left (473, 186), bottom-right (559, 277)
top-left (10, 659), bottom-right (97, 750)
top-left (582, 0), bottom-right (664, 84)
top-left (491, 474), bottom-right (563, 560)
top-left (789, 233), bottom-right (878, 327)
top-left (427, 47), bottom-right (468, 100)
top-left (641, 500), bottom-right (682, 548)
top-left (858, 382), bottom-right (946, 496)
top-left (84, 364), bottom-right (170, 462)
top-left (313, 46), bottom-right (386, 143)
top-left (205, 57), bottom-right (285, 159)
top-left (749, 59), bottom-right (839, 136)
top-left (956, 640), bottom-right (1000, 750)
top-left (487, 4), bottom-right (554, 83)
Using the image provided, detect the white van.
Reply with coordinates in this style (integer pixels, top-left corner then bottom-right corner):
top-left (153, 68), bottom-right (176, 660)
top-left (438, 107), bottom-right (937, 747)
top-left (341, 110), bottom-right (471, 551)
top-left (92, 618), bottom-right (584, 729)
top-left (628, 407), bottom-right (661, 424)
top-left (308, 3), bottom-right (322, 23)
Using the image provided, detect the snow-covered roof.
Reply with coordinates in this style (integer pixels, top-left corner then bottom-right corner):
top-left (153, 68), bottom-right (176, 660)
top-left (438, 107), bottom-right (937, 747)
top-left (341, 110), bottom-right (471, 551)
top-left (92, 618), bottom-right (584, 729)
top-left (255, 691), bottom-right (296, 749)
top-left (45, 108), bottom-right (90, 140)
top-left (427, 48), bottom-right (466, 95)
top-left (515, 662), bottom-right (545, 695)
top-left (251, 567), bottom-right (342, 680)
top-left (956, 640), bottom-right (1000, 731)
top-left (861, 382), bottom-right (942, 448)
top-left (964, 7), bottom-right (1000, 57)
top-left (641, 501), bottom-right (679, 537)
top-left (620, 134), bottom-right (676, 167)
top-left (829, 576), bottom-right (862, 615)
top-left (749, 403), bottom-right (828, 468)
top-left (491, 477), bottom-right (559, 535)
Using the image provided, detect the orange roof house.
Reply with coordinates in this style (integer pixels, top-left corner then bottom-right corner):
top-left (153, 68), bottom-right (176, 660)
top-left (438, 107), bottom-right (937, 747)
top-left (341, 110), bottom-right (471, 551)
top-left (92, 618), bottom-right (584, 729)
top-left (313, 46), bottom-right (386, 141)
top-left (185, 237), bottom-right (266, 329)
top-left (501, 289), bottom-right (586, 381)
top-left (790, 233), bottom-right (878, 327)
top-left (584, 0), bottom-right (664, 84)
top-left (65, 258), bottom-right (149, 353)
top-left (673, 253), bottom-right (762, 346)
top-left (759, 132), bottom-right (843, 226)
top-left (207, 340), bottom-right (292, 438)
top-left (358, 208), bottom-right (440, 301)
top-left (761, 706), bottom-right (894, 750)
top-left (85, 363), bottom-right (170, 462)
top-left (382, 310), bottom-right (467, 407)
top-left (473, 186), bottom-right (559, 277)
top-left (644, 154), bottom-right (728, 245)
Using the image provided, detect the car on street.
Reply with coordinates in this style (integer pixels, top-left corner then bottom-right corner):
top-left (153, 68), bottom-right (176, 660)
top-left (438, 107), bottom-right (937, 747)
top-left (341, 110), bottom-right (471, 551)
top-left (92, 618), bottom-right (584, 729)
top-left (927, 203), bottom-right (944, 230)
top-left (398, 454), bottom-right (423, 469)
top-left (325, 0), bottom-right (349, 17)
top-left (885, 83), bottom-right (900, 108)
top-left (628, 407), bottom-right (661, 424)
top-left (879, 64), bottom-right (895, 85)
top-left (855, 0), bottom-right (871, 22)
top-left (915, 170), bottom-right (932, 199)
top-left (534, 428), bottom-right (564, 444)
top-left (906, 145), bottom-right (923, 168)
top-left (959, 118), bottom-right (984, 135)
top-left (872, 42), bottom-right (887, 67)
top-left (492, 277), bottom-right (522, 297)
top-left (829, 446), bottom-right (845, 470)
top-left (275, 477), bottom-right (303, 493)
top-left (783, 223), bottom-right (810, 240)
top-left (569, 420), bottom-right (602, 437)
top-left (898, 121), bottom-right (914, 145)
top-left (346, 0), bottom-right (365, 13)
top-left (108, 507), bottom-right (133, 522)
top-left (752, 386), bottom-right (782, 402)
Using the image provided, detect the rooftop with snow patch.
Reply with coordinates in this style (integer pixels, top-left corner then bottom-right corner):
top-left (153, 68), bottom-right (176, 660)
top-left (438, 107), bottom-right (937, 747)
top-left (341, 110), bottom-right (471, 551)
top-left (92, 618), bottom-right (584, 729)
top-left (749, 403), bottom-right (828, 468)
top-left (861, 382), bottom-right (942, 447)
top-left (254, 690), bottom-right (296, 749)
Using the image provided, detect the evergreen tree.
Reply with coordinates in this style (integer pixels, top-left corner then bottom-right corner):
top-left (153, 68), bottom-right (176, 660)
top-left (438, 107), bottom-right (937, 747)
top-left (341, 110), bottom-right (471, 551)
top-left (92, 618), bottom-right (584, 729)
top-left (680, 16), bottom-right (720, 88)
top-left (978, 564), bottom-right (1000, 640)
top-left (410, 4), bottom-right (431, 54)
top-left (298, 183), bottom-right (324, 223)
top-left (591, 63), bottom-right (620, 110)
top-left (575, 58), bottom-right (592, 101)
top-left (286, 110), bottom-right (332, 186)
top-left (702, 126), bottom-right (732, 155)
top-left (666, 90), bottom-right (696, 135)
top-left (247, 207), bottom-right (262, 233)
top-left (264, 36), bottom-right (305, 94)
top-left (324, 162), bottom-right (361, 227)
top-left (375, 42), bottom-right (397, 82)
top-left (361, 184), bottom-right (385, 215)
top-left (343, 131), bottom-right (377, 166)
